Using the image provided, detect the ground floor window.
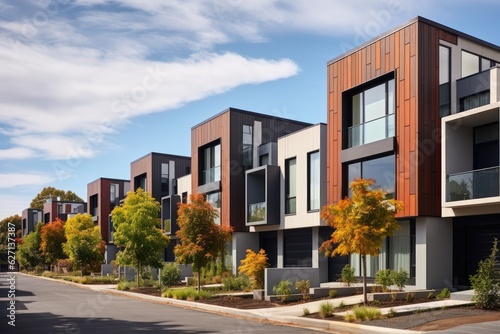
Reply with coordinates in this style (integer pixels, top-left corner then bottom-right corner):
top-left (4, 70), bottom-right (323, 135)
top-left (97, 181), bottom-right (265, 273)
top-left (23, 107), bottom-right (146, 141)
top-left (349, 220), bottom-right (415, 279)
top-left (284, 228), bottom-right (312, 267)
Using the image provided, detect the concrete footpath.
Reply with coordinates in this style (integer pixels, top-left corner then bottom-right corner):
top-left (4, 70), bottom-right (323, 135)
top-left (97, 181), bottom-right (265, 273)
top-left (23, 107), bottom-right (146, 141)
top-left (32, 276), bottom-right (500, 334)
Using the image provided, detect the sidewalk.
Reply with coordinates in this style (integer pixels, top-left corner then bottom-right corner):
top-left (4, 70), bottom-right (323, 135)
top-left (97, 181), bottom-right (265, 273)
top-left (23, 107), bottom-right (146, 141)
top-left (83, 283), bottom-right (479, 334)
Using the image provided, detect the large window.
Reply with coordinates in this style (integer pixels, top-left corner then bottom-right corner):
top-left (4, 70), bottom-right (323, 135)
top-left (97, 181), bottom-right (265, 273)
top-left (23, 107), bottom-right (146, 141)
top-left (307, 151), bottom-right (320, 211)
top-left (135, 173), bottom-right (147, 192)
top-left (284, 228), bottom-right (312, 267)
top-left (201, 141), bottom-right (221, 184)
top-left (348, 78), bottom-right (395, 147)
top-left (350, 220), bottom-right (415, 278)
top-left (285, 157), bottom-right (297, 214)
top-left (462, 50), bottom-right (496, 78)
top-left (439, 45), bottom-right (451, 117)
top-left (346, 155), bottom-right (395, 198)
top-left (242, 125), bottom-right (253, 168)
top-left (110, 183), bottom-right (119, 207)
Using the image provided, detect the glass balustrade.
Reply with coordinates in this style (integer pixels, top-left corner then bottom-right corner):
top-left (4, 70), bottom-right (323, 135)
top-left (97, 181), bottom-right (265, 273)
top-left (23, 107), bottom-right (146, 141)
top-left (448, 166), bottom-right (499, 201)
top-left (248, 202), bottom-right (266, 222)
top-left (348, 114), bottom-right (395, 147)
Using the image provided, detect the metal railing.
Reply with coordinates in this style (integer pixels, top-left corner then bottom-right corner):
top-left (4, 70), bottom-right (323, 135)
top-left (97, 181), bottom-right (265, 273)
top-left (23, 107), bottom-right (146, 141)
top-left (447, 166), bottom-right (499, 201)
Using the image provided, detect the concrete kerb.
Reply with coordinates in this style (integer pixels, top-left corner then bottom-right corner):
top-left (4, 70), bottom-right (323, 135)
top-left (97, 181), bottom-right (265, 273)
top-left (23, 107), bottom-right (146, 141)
top-left (20, 273), bottom-right (472, 334)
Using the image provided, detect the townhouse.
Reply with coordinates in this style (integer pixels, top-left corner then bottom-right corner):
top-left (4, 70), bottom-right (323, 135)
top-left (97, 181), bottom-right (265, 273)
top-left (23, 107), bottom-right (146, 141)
top-left (326, 16), bottom-right (500, 289)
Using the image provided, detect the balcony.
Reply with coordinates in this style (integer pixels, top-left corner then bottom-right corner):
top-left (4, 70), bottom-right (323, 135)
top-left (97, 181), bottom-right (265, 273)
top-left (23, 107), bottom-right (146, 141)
top-left (248, 202), bottom-right (266, 223)
top-left (447, 167), bottom-right (499, 202)
top-left (348, 114), bottom-right (395, 147)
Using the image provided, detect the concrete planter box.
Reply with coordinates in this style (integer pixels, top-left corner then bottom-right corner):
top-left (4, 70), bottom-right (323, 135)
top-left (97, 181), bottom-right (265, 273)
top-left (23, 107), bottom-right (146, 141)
top-left (369, 290), bottom-right (436, 302)
top-left (267, 293), bottom-right (312, 302)
top-left (311, 285), bottom-right (369, 299)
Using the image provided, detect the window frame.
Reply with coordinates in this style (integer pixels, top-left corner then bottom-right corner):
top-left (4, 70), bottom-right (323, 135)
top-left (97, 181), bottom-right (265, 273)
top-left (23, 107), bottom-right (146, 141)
top-left (307, 150), bottom-right (320, 212)
top-left (285, 157), bottom-right (297, 215)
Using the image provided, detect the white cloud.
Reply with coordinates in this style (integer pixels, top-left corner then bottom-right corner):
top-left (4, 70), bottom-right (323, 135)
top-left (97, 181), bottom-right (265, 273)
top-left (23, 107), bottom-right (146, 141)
top-left (0, 173), bottom-right (53, 188)
top-left (0, 147), bottom-right (34, 159)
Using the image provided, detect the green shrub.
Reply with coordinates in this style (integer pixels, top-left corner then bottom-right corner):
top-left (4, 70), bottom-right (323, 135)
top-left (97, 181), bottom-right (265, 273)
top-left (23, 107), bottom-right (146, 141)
top-left (302, 307), bottom-right (310, 316)
top-left (117, 281), bottom-right (135, 291)
top-left (375, 269), bottom-right (392, 291)
top-left (349, 306), bottom-right (382, 321)
top-left (163, 287), bottom-right (212, 300)
top-left (405, 292), bottom-right (415, 302)
top-left (161, 263), bottom-right (182, 288)
top-left (436, 288), bottom-right (450, 300)
top-left (329, 289), bottom-right (337, 298)
top-left (295, 279), bottom-right (311, 299)
top-left (344, 313), bottom-right (356, 322)
top-left (272, 279), bottom-right (292, 302)
top-left (340, 264), bottom-right (357, 286)
top-left (470, 238), bottom-right (500, 309)
top-left (319, 302), bottom-right (334, 319)
top-left (222, 275), bottom-right (251, 291)
top-left (337, 300), bottom-right (345, 308)
top-left (387, 308), bottom-right (396, 318)
top-left (390, 269), bottom-right (409, 291)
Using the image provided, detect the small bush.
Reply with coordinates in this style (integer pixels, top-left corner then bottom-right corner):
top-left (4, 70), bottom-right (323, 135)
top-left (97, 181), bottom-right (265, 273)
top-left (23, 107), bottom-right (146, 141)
top-left (391, 269), bottom-right (409, 291)
top-left (222, 275), bottom-right (251, 291)
top-left (161, 263), bottom-right (182, 288)
top-left (405, 292), bottom-right (415, 302)
top-left (117, 281), bottom-right (135, 291)
top-left (302, 307), bottom-right (310, 316)
top-left (375, 269), bottom-right (392, 292)
top-left (436, 288), bottom-right (450, 300)
top-left (387, 308), bottom-right (396, 318)
top-left (295, 279), bottom-right (311, 299)
top-left (349, 306), bottom-right (382, 321)
top-left (337, 300), bottom-right (345, 308)
top-left (340, 264), bottom-right (357, 286)
top-left (162, 287), bottom-right (212, 300)
top-left (319, 302), bottom-right (334, 319)
top-left (238, 249), bottom-right (269, 289)
top-left (328, 289), bottom-right (337, 298)
top-left (469, 238), bottom-right (500, 309)
top-left (272, 279), bottom-right (292, 302)
top-left (390, 292), bottom-right (398, 302)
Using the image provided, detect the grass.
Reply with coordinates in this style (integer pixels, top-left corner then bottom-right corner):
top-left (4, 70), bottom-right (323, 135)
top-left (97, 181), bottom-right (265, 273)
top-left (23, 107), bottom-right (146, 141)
top-left (345, 306), bottom-right (382, 322)
top-left (319, 302), bottom-right (334, 319)
top-left (162, 287), bottom-right (212, 300)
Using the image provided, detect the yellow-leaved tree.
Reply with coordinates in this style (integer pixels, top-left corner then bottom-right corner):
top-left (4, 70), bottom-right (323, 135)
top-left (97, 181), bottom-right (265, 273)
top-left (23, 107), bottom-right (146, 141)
top-left (239, 249), bottom-right (269, 289)
top-left (320, 178), bottom-right (404, 305)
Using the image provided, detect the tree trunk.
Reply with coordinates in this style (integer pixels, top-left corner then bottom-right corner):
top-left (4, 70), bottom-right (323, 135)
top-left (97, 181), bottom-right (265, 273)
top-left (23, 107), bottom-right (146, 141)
top-left (362, 254), bottom-right (367, 305)
top-left (137, 263), bottom-right (141, 288)
top-left (197, 265), bottom-right (201, 292)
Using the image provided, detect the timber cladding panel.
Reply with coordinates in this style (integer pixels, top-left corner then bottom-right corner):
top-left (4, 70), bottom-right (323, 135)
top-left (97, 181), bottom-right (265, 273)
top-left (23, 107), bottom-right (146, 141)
top-left (327, 19), bottom-right (457, 218)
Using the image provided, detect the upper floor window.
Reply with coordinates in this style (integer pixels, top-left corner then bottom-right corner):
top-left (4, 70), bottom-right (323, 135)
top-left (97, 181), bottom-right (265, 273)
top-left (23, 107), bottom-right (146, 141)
top-left (242, 125), bottom-right (253, 168)
top-left (307, 151), bottom-right (320, 211)
top-left (462, 50), bottom-right (496, 78)
top-left (346, 154), bottom-right (395, 199)
top-left (439, 45), bottom-right (451, 117)
top-left (110, 183), bottom-right (119, 206)
top-left (205, 192), bottom-right (221, 225)
top-left (346, 77), bottom-right (395, 148)
top-left (161, 163), bottom-right (169, 194)
top-left (200, 141), bottom-right (221, 185)
top-left (259, 153), bottom-right (269, 166)
top-left (285, 157), bottom-right (297, 214)
top-left (135, 173), bottom-right (147, 192)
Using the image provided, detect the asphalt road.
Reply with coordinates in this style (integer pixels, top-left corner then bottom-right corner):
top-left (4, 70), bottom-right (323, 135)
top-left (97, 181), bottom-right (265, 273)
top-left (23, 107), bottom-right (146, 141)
top-left (0, 272), bottom-right (323, 334)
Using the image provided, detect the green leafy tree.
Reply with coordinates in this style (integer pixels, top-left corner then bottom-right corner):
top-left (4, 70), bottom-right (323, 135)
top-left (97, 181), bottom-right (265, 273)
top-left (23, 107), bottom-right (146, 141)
top-left (30, 186), bottom-right (84, 209)
top-left (40, 218), bottom-right (67, 269)
top-left (63, 213), bottom-right (104, 276)
top-left (320, 178), bottom-right (404, 305)
top-left (238, 249), bottom-right (269, 289)
top-left (0, 215), bottom-right (22, 265)
top-left (175, 193), bottom-right (232, 291)
top-left (470, 238), bottom-right (500, 309)
top-left (17, 222), bottom-right (45, 270)
top-left (111, 188), bottom-right (170, 287)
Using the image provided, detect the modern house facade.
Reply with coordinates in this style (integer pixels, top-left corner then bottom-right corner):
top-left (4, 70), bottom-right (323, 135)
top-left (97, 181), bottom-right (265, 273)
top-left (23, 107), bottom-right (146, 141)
top-left (327, 16), bottom-right (500, 289)
top-left (87, 177), bottom-right (130, 264)
top-left (130, 152), bottom-right (191, 261)
top-left (42, 199), bottom-right (86, 225)
top-left (21, 208), bottom-right (43, 236)
top-left (191, 107), bottom-right (311, 272)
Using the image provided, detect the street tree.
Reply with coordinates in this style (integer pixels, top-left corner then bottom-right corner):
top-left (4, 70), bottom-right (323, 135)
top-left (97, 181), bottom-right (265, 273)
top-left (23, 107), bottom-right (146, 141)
top-left (63, 213), bottom-right (104, 276)
top-left (17, 222), bottom-right (45, 271)
top-left (30, 186), bottom-right (84, 209)
top-left (175, 193), bottom-right (232, 291)
top-left (40, 218), bottom-right (67, 270)
top-left (0, 215), bottom-right (22, 265)
top-left (238, 249), bottom-right (269, 289)
top-left (111, 188), bottom-right (169, 287)
top-left (320, 178), bottom-right (404, 305)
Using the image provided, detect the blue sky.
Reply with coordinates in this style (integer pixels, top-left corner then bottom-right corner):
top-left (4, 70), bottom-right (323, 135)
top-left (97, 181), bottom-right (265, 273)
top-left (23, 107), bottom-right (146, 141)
top-left (1, 0), bottom-right (500, 219)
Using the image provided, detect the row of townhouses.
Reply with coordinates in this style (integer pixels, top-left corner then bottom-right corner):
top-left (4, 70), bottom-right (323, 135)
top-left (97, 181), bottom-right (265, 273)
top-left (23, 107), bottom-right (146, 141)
top-left (21, 17), bottom-right (500, 292)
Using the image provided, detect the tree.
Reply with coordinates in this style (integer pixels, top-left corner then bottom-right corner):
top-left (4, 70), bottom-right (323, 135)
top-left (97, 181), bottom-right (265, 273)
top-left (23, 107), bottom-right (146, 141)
top-left (17, 222), bottom-right (45, 270)
top-left (30, 186), bottom-right (84, 209)
top-left (470, 238), bottom-right (500, 309)
top-left (111, 188), bottom-right (170, 287)
top-left (238, 249), bottom-right (269, 289)
top-left (40, 218), bottom-right (67, 269)
top-left (320, 178), bottom-right (404, 305)
top-left (63, 214), bottom-right (104, 276)
top-left (175, 193), bottom-right (232, 291)
top-left (0, 215), bottom-right (22, 265)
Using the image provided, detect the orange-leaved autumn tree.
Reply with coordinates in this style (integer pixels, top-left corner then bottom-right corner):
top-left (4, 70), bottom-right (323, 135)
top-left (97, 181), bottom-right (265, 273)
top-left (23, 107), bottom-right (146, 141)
top-left (40, 218), bottom-right (67, 269)
top-left (320, 178), bottom-right (404, 305)
top-left (175, 193), bottom-right (232, 291)
top-left (238, 249), bottom-right (268, 289)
